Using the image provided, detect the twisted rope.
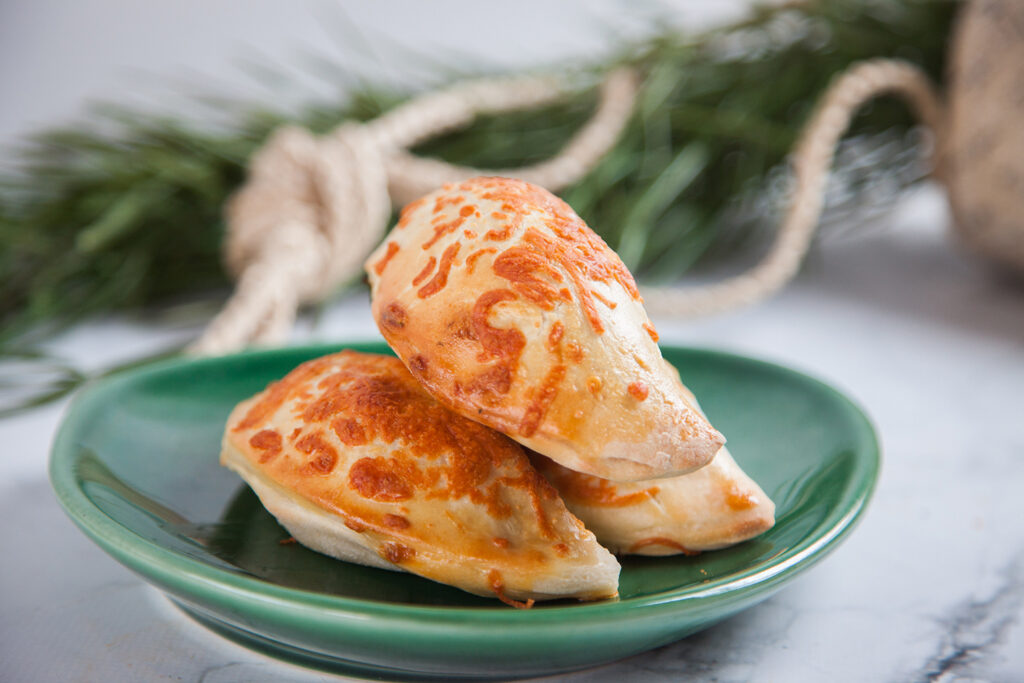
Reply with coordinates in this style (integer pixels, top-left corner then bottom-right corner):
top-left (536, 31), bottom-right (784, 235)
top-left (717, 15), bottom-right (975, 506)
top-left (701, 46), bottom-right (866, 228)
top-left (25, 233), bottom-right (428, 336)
top-left (191, 69), bottom-right (637, 355)
top-left (642, 59), bottom-right (944, 315)
top-left (194, 58), bottom-right (943, 354)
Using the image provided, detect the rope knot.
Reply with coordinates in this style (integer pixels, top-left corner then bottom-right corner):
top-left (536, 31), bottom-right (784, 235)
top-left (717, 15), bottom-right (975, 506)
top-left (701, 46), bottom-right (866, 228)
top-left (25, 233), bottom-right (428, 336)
top-left (224, 123), bottom-right (390, 306)
top-left (191, 69), bottom-right (638, 355)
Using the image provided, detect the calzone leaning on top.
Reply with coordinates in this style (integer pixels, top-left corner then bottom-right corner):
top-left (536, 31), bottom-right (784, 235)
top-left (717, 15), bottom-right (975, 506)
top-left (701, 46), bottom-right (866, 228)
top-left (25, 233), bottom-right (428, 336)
top-left (221, 350), bottom-right (620, 605)
top-left (365, 177), bottom-right (724, 482)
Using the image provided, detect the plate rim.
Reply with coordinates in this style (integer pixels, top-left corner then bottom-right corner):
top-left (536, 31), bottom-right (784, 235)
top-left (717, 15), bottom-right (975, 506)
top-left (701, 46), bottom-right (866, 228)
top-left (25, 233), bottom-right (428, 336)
top-left (50, 342), bottom-right (880, 625)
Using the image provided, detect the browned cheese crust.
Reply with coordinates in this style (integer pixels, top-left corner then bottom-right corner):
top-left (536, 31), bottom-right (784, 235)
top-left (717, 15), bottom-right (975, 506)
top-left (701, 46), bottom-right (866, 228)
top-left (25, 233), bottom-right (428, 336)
top-left (365, 177), bottom-right (724, 482)
top-left (222, 350), bottom-right (619, 603)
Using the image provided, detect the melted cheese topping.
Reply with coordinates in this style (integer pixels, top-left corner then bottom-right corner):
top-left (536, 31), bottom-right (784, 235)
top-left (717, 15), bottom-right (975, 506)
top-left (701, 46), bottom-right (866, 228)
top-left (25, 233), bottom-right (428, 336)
top-left (233, 352), bottom-right (560, 530)
top-left (366, 177), bottom-right (724, 482)
top-left (224, 350), bottom-right (621, 601)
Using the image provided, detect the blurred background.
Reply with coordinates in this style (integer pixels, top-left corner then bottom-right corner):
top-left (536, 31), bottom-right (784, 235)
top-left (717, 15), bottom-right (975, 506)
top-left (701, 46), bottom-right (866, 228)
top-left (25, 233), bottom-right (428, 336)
top-left (1, 0), bottom-right (957, 368)
top-left (0, 0), bottom-right (747, 148)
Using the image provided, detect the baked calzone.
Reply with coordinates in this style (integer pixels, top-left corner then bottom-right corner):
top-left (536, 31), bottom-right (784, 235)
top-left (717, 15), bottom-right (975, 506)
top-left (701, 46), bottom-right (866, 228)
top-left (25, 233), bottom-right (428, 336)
top-left (532, 362), bottom-right (774, 555)
top-left (221, 350), bottom-right (620, 605)
top-left (536, 362), bottom-right (774, 557)
top-left (530, 445), bottom-right (775, 556)
top-left (365, 177), bottom-right (724, 482)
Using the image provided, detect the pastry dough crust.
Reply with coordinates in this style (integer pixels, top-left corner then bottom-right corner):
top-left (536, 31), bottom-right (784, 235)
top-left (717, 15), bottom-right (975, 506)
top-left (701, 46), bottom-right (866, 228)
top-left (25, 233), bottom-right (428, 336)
top-left (366, 177), bottom-right (723, 482)
top-left (221, 350), bottom-right (620, 603)
top-left (533, 365), bottom-right (774, 555)
top-left (531, 445), bottom-right (775, 556)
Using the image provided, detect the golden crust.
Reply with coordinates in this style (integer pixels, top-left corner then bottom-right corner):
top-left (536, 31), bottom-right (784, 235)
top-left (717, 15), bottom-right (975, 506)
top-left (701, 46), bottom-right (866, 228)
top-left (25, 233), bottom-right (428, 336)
top-left (533, 363), bottom-right (775, 556)
top-left (366, 177), bottom-right (724, 482)
top-left (530, 445), bottom-right (775, 556)
top-left (222, 350), bottom-right (620, 602)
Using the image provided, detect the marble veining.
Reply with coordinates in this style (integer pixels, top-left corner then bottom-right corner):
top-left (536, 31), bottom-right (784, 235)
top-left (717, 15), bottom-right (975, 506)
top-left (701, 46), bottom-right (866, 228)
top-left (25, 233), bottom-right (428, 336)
top-left (911, 554), bottom-right (1024, 683)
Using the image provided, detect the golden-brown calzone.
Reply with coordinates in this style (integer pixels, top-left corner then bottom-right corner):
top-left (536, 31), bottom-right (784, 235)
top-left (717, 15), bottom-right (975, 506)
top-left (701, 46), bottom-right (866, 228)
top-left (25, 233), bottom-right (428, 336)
top-left (532, 364), bottom-right (774, 555)
top-left (221, 350), bottom-right (620, 605)
top-left (365, 177), bottom-right (724, 482)
top-left (530, 446), bottom-right (775, 556)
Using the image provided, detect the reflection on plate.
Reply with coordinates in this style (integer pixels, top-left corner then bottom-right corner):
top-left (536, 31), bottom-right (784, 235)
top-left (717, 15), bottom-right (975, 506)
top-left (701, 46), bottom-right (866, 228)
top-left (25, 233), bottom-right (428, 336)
top-left (51, 342), bottom-right (878, 680)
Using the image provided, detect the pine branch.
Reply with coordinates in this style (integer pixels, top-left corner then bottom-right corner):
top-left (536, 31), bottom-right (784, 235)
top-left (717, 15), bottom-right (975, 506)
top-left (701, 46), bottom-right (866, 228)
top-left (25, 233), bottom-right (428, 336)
top-left (0, 0), bottom-right (957, 353)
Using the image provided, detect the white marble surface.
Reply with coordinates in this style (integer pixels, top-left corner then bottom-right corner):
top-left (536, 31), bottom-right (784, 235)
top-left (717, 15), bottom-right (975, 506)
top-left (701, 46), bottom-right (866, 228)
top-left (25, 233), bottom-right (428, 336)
top-left (3, 185), bottom-right (1024, 682)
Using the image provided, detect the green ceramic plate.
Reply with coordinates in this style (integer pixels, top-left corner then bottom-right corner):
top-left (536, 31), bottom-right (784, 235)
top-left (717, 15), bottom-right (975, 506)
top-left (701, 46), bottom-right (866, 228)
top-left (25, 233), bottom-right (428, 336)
top-left (50, 342), bottom-right (878, 680)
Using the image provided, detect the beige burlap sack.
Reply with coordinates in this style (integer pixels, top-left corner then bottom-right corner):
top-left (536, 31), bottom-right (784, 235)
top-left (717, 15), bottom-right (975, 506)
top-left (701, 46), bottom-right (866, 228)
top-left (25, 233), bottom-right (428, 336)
top-left (944, 0), bottom-right (1024, 272)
